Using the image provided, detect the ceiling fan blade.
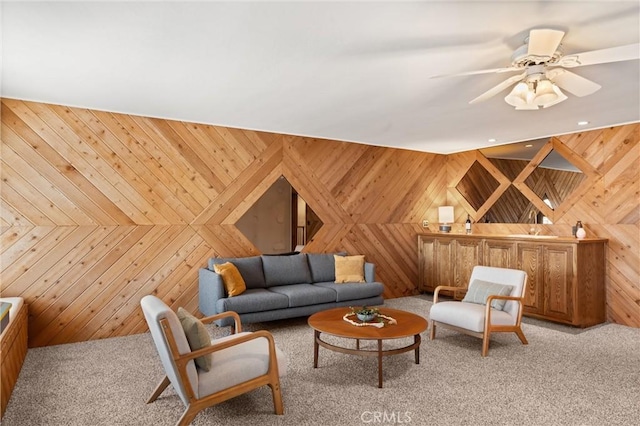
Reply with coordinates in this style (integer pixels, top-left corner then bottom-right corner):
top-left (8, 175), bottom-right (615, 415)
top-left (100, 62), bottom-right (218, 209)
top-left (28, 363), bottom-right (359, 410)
top-left (555, 43), bottom-right (640, 68)
top-left (547, 69), bottom-right (601, 97)
top-left (527, 29), bottom-right (565, 58)
top-left (469, 72), bottom-right (526, 104)
top-left (431, 66), bottom-right (520, 79)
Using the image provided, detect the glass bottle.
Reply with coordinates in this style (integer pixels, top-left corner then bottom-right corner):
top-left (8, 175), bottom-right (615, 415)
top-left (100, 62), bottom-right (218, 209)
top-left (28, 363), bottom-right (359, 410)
top-left (465, 214), bottom-right (472, 234)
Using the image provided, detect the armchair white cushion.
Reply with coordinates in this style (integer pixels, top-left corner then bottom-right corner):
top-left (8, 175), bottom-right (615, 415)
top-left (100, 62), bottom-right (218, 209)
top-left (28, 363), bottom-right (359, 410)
top-left (141, 295), bottom-right (286, 425)
top-left (429, 266), bottom-right (528, 356)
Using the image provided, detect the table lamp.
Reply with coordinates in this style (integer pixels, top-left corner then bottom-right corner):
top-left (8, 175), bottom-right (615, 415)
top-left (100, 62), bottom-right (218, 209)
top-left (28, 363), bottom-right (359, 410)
top-left (438, 206), bottom-right (454, 233)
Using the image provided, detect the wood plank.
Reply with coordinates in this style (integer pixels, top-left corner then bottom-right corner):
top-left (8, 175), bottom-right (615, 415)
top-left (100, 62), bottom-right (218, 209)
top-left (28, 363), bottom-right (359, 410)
top-left (1, 109), bottom-right (125, 225)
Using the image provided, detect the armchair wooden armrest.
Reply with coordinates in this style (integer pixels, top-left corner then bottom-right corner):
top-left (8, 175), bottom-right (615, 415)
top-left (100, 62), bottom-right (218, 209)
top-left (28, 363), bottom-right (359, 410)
top-left (486, 294), bottom-right (524, 303)
top-left (433, 285), bottom-right (468, 304)
top-left (199, 311), bottom-right (242, 333)
top-left (180, 329), bottom-right (277, 363)
top-left (485, 294), bottom-right (525, 320)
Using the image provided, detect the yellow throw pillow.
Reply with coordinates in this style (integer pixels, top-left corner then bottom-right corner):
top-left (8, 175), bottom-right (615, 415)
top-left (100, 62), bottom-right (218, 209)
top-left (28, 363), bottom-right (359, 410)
top-left (177, 307), bottom-right (212, 371)
top-left (334, 255), bottom-right (366, 283)
top-left (214, 262), bottom-right (247, 296)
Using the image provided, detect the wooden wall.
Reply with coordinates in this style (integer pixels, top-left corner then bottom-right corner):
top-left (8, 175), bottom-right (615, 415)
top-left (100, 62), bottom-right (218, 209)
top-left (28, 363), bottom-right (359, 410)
top-left (447, 124), bottom-right (640, 327)
top-left (1, 99), bottom-right (637, 348)
top-left (0, 99), bottom-right (445, 347)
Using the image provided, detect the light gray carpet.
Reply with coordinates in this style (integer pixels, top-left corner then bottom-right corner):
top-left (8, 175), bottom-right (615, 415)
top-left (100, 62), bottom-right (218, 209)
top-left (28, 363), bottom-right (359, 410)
top-left (3, 297), bottom-right (639, 425)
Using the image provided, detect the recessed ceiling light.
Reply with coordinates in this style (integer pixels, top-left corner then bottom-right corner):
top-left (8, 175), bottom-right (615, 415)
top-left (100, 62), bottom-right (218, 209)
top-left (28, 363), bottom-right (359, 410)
top-left (488, 138), bottom-right (497, 143)
top-left (525, 144), bottom-right (533, 148)
top-left (577, 121), bottom-right (589, 126)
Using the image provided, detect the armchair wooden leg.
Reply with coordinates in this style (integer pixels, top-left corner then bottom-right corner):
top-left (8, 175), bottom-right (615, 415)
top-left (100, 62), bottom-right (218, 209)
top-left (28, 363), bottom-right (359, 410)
top-left (269, 381), bottom-right (284, 415)
top-left (147, 376), bottom-right (171, 404)
top-left (430, 322), bottom-right (436, 340)
top-left (177, 406), bottom-right (199, 426)
top-left (481, 330), bottom-right (491, 357)
top-left (515, 327), bottom-right (528, 345)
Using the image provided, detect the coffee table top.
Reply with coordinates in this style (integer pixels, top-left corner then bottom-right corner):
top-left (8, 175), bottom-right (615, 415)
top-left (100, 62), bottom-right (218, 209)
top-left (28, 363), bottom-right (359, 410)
top-left (308, 307), bottom-right (428, 340)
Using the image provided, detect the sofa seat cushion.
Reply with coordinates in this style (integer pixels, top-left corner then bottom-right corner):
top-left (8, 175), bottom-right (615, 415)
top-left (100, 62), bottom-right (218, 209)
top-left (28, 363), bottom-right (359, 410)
top-left (429, 301), bottom-right (516, 333)
top-left (209, 256), bottom-right (266, 289)
top-left (198, 332), bottom-right (287, 399)
top-left (268, 284), bottom-right (336, 308)
top-left (216, 289), bottom-right (289, 314)
top-left (314, 281), bottom-right (384, 303)
top-left (261, 253), bottom-right (312, 286)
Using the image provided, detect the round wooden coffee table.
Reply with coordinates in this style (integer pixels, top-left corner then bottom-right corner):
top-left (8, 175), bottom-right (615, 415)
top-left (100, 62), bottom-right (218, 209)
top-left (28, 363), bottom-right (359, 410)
top-left (308, 306), bottom-right (428, 388)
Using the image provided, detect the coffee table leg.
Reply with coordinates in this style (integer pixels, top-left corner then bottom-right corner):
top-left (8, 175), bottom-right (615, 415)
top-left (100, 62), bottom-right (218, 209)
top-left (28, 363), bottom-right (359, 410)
top-left (314, 330), bottom-right (320, 368)
top-left (377, 339), bottom-right (383, 388)
top-left (414, 334), bottom-right (421, 364)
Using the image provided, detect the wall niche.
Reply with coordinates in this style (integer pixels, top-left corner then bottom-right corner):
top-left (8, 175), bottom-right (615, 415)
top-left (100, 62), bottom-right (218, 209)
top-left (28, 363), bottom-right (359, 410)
top-left (455, 138), bottom-right (589, 223)
top-left (236, 176), bottom-right (323, 253)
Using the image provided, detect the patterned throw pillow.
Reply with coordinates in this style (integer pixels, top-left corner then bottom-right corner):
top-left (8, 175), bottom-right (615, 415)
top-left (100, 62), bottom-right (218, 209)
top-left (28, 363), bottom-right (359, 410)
top-left (176, 307), bottom-right (212, 371)
top-left (461, 279), bottom-right (513, 311)
top-left (334, 255), bottom-right (366, 283)
top-left (214, 262), bottom-right (247, 296)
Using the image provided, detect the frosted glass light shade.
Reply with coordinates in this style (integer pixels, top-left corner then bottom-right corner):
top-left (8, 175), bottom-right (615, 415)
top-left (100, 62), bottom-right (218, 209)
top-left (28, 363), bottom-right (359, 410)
top-left (532, 79), bottom-right (558, 105)
top-left (504, 82), bottom-right (530, 108)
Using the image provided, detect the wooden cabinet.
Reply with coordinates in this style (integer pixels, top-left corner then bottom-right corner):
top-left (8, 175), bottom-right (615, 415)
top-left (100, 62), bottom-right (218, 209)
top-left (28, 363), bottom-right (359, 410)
top-left (418, 235), bottom-right (481, 292)
top-left (418, 233), bottom-right (607, 327)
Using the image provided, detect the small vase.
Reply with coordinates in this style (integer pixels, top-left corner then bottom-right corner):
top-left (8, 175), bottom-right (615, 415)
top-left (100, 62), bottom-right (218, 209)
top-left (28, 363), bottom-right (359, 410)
top-left (576, 227), bottom-right (586, 239)
top-left (357, 313), bottom-right (376, 322)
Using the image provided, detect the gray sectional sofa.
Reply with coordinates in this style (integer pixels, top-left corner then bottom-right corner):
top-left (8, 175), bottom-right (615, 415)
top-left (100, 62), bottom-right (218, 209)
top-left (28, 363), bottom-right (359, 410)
top-left (199, 253), bottom-right (384, 327)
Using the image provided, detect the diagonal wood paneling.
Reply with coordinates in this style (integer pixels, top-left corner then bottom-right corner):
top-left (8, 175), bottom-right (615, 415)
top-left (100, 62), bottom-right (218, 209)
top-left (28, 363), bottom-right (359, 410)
top-left (448, 123), bottom-right (640, 327)
top-left (1, 98), bottom-right (638, 350)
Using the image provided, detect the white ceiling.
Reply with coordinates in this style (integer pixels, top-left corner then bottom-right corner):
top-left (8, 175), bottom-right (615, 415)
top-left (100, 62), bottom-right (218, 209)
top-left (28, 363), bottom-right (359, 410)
top-left (2, 1), bottom-right (639, 154)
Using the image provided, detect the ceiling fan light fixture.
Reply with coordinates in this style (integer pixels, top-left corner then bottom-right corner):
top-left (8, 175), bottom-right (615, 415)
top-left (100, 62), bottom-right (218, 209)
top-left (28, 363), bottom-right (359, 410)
top-left (505, 78), bottom-right (567, 110)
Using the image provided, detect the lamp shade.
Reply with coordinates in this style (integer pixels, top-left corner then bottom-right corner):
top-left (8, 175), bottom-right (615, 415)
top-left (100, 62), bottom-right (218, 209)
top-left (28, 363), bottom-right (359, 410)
top-left (438, 206), bottom-right (454, 223)
top-left (504, 82), bottom-right (530, 108)
top-left (532, 79), bottom-right (558, 105)
top-left (438, 206), bottom-right (454, 233)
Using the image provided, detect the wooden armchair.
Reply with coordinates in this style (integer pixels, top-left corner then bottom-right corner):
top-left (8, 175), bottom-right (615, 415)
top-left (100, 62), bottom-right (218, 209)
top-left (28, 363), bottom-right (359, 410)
top-left (140, 295), bottom-right (285, 425)
top-left (429, 266), bottom-right (528, 357)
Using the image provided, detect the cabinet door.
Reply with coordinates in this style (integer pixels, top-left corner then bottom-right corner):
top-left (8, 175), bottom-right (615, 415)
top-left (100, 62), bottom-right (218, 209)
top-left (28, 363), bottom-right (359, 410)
top-left (484, 240), bottom-right (517, 268)
top-left (517, 243), bottom-right (544, 315)
top-left (418, 236), bottom-right (437, 292)
top-left (436, 238), bottom-right (456, 288)
top-left (454, 238), bottom-right (483, 289)
top-left (543, 244), bottom-right (575, 322)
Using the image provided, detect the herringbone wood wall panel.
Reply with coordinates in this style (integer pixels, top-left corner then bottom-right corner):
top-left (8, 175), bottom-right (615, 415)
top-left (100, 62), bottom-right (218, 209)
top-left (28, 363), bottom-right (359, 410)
top-left (1, 99), bottom-right (638, 348)
top-left (1, 99), bottom-right (445, 347)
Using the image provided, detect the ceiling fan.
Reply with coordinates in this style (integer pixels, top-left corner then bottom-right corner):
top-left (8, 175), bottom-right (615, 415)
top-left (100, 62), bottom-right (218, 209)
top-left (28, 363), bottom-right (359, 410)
top-left (435, 29), bottom-right (640, 110)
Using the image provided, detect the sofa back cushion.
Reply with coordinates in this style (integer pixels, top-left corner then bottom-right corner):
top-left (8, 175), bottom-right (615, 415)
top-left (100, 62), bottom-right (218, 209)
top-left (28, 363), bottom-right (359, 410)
top-left (307, 252), bottom-right (346, 283)
top-left (261, 253), bottom-right (312, 286)
top-left (209, 256), bottom-right (267, 289)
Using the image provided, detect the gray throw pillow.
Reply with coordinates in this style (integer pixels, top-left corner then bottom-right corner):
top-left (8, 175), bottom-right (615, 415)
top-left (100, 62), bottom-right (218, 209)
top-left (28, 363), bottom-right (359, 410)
top-left (462, 279), bottom-right (513, 311)
top-left (177, 307), bottom-right (212, 371)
